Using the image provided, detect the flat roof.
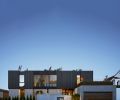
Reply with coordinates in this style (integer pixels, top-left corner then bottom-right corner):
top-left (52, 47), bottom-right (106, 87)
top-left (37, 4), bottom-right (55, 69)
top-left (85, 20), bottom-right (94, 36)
top-left (8, 70), bottom-right (93, 72)
top-left (77, 81), bottom-right (113, 87)
top-left (0, 89), bottom-right (9, 92)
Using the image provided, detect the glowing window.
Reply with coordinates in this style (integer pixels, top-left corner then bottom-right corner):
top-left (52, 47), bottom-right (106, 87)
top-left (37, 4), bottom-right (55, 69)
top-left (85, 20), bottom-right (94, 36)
top-left (19, 75), bottom-right (25, 87)
top-left (19, 75), bottom-right (24, 82)
top-left (19, 83), bottom-right (25, 87)
top-left (77, 75), bottom-right (80, 85)
top-left (34, 75), bottom-right (57, 87)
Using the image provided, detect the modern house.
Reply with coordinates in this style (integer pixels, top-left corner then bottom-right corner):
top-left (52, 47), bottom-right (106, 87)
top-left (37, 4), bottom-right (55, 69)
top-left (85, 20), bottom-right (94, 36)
top-left (8, 70), bottom-right (93, 97)
top-left (0, 89), bottom-right (9, 99)
top-left (8, 69), bottom-right (117, 100)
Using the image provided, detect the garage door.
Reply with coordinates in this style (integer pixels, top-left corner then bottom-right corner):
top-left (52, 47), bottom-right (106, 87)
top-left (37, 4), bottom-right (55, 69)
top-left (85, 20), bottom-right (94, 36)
top-left (84, 92), bottom-right (112, 100)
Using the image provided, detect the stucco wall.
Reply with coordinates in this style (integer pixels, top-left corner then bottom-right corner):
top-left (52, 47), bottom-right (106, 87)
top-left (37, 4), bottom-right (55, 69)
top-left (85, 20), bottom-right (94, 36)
top-left (37, 94), bottom-right (71, 100)
top-left (9, 89), bottom-right (19, 98)
top-left (25, 89), bottom-right (33, 97)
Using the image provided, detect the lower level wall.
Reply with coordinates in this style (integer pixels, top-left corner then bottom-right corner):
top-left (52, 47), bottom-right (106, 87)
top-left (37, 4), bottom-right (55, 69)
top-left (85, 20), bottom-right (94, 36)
top-left (9, 89), bottom-right (63, 98)
top-left (9, 89), bottom-right (19, 98)
top-left (25, 89), bottom-right (33, 97)
top-left (3, 92), bottom-right (9, 98)
top-left (33, 89), bottom-right (62, 95)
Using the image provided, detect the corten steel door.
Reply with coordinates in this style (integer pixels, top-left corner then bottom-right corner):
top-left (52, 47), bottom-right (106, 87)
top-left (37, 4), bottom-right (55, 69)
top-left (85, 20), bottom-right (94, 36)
top-left (20, 88), bottom-right (25, 98)
top-left (84, 92), bottom-right (112, 100)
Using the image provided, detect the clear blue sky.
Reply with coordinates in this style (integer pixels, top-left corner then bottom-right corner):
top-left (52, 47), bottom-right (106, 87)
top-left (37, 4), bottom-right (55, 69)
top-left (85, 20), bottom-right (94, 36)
top-left (0, 0), bottom-right (120, 99)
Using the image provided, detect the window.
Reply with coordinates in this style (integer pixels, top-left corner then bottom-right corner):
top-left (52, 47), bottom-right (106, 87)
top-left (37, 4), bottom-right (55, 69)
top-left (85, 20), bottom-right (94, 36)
top-left (19, 75), bottom-right (25, 87)
top-left (34, 75), bottom-right (57, 87)
top-left (77, 75), bottom-right (84, 85)
top-left (77, 75), bottom-right (80, 85)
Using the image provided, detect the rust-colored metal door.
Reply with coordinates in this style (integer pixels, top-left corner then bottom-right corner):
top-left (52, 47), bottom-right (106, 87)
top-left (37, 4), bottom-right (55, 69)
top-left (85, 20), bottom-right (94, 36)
top-left (84, 92), bottom-right (112, 100)
top-left (20, 88), bottom-right (25, 98)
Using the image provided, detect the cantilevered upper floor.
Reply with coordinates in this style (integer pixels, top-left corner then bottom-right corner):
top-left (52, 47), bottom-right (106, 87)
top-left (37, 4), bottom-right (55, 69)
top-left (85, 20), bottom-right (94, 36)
top-left (8, 70), bottom-right (93, 89)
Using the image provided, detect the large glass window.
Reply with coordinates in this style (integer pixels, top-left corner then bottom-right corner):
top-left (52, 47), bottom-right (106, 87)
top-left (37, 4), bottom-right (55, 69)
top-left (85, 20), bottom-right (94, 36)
top-left (34, 75), bottom-right (57, 87)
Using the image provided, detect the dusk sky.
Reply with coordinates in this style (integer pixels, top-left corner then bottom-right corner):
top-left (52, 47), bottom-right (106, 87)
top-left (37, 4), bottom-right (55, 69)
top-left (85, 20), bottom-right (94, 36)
top-left (0, 0), bottom-right (120, 99)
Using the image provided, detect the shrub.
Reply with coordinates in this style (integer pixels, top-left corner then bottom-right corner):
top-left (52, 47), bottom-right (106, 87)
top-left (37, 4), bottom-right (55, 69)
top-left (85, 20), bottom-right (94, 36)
top-left (26, 95), bottom-right (29, 100)
top-left (8, 96), bottom-right (11, 100)
top-left (33, 95), bottom-right (35, 100)
top-left (29, 95), bottom-right (32, 100)
top-left (20, 96), bottom-right (25, 100)
top-left (72, 94), bottom-right (80, 100)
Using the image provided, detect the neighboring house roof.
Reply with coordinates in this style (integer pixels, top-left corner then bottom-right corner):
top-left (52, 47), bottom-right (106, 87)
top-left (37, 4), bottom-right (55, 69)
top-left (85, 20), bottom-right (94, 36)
top-left (0, 89), bottom-right (9, 93)
top-left (76, 81), bottom-right (113, 88)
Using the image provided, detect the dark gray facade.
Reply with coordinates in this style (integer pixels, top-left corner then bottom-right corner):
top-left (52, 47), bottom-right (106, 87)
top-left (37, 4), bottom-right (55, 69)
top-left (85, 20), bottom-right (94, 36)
top-left (8, 70), bottom-right (93, 89)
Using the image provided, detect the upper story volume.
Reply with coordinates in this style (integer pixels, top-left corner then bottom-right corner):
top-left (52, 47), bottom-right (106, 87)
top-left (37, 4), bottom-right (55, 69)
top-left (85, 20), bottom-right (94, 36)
top-left (8, 69), bottom-right (93, 89)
